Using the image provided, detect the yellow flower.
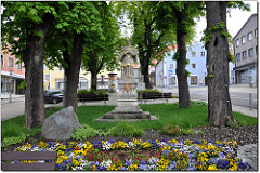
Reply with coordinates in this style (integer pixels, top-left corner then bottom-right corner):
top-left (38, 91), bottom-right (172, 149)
top-left (57, 150), bottom-right (65, 156)
top-left (169, 139), bottom-right (178, 144)
top-left (56, 157), bottom-right (63, 164)
top-left (208, 163), bottom-right (218, 171)
top-left (158, 164), bottom-right (167, 171)
top-left (229, 163), bottom-right (238, 171)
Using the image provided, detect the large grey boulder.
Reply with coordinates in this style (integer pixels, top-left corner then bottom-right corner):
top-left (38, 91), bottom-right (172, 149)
top-left (41, 106), bottom-right (82, 140)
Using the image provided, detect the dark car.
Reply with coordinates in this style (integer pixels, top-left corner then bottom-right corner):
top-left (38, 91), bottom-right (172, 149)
top-left (43, 90), bottom-right (63, 104)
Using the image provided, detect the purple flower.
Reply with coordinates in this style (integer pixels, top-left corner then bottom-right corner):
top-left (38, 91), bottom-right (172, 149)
top-left (162, 138), bottom-right (167, 143)
top-left (140, 164), bottom-right (148, 170)
top-left (187, 167), bottom-right (196, 171)
top-left (120, 167), bottom-right (126, 171)
top-left (109, 139), bottom-right (114, 143)
top-left (238, 161), bottom-right (247, 170)
top-left (125, 158), bottom-right (132, 165)
top-left (140, 160), bottom-right (146, 164)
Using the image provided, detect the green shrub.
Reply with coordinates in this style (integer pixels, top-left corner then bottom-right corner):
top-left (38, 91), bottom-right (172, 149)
top-left (159, 124), bottom-right (181, 135)
top-left (1, 133), bottom-right (29, 148)
top-left (78, 89), bottom-right (108, 95)
top-left (181, 128), bottom-right (194, 135)
top-left (197, 130), bottom-right (205, 135)
top-left (71, 124), bottom-right (99, 140)
top-left (136, 89), bottom-right (161, 94)
top-left (108, 121), bottom-right (144, 137)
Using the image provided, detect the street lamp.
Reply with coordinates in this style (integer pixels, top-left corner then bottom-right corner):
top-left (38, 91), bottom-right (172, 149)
top-left (9, 69), bottom-right (13, 103)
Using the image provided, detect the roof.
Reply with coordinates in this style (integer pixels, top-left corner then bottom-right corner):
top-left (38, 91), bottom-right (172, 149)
top-left (233, 13), bottom-right (258, 41)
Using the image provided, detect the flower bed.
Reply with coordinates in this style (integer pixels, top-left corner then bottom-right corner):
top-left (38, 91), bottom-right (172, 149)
top-left (9, 138), bottom-right (247, 171)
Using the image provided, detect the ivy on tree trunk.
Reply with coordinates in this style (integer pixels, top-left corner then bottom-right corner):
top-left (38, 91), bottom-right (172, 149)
top-left (206, 1), bottom-right (234, 127)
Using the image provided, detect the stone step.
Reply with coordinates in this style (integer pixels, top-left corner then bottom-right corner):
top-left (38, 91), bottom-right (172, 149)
top-left (103, 114), bottom-right (151, 119)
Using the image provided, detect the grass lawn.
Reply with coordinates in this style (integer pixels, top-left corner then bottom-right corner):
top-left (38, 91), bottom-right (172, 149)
top-left (1, 102), bottom-right (257, 147)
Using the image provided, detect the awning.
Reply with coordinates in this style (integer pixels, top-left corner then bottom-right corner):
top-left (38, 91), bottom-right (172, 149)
top-left (233, 62), bottom-right (257, 71)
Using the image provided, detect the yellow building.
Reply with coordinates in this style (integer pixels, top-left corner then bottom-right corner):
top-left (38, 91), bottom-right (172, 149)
top-left (43, 64), bottom-right (121, 91)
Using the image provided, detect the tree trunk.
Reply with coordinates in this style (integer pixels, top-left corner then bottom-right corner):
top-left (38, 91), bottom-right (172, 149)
top-left (220, 2), bottom-right (234, 121)
top-left (206, 1), bottom-right (229, 128)
top-left (91, 70), bottom-right (97, 90)
top-left (176, 7), bottom-right (190, 108)
top-left (142, 56), bottom-right (150, 89)
top-left (24, 14), bottom-right (54, 129)
top-left (64, 31), bottom-right (83, 112)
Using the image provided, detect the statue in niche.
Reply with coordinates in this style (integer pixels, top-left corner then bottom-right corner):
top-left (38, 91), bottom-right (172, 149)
top-left (119, 39), bottom-right (137, 80)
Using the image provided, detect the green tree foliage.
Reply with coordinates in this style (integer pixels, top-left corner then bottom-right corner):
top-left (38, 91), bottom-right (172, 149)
top-left (115, 1), bottom-right (178, 89)
top-left (43, 2), bottom-right (104, 111)
top-left (160, 1), bottom-right (204, 108)
top-left (1, 2), bottom-right (59, 129)
top-left (81, 2), bottom-right (123, 90)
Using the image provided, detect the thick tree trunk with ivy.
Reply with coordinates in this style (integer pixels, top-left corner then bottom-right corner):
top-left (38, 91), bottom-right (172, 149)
top-left (221, 2), bottom-right (234, 121)
top-left (206, 2), bottom-right (234, 128)
top-left (64, 31), bottom-right (83, 112)
top-left (24, 14), bottom-right (54, 129)
top-left (174, 4), bottom-right (190, 108)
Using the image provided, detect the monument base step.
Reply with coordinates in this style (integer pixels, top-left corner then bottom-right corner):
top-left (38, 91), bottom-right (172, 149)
top-left (95, 115), bottom-right (158, 122)
top-left (103, 114), bottom-right (151, 119)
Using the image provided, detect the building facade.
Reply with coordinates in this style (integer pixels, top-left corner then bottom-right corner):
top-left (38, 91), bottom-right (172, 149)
top-left (43, 64), bottom-right (121, 91)
top-left (1, 50), bottom-right (25, 94)
top-left (233, 13), bottom-right (258, 84)
top-left (156, 42), bottom-right (235, 87)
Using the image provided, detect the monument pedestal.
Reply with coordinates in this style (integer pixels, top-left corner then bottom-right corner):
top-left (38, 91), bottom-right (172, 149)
top-left (96, 79), bottom-right (157, 122)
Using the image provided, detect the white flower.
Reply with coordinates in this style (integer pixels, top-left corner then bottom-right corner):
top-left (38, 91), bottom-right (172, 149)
top-left (147, 157), bottom-right (159, 165)
top-left (126, 142), bottom-right (135, 149)
top-left (73, 167), bottom-right (83, 171)
top-left (102, 142), bottom-right (111, 150)
top-left (159, 142), bottom-right (168, 147)
top-left (100, 160), bottom-right (113, 168)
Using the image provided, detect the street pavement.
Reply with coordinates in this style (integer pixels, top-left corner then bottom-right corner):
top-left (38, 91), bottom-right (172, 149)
top-left (157, 84), bottom-right (258, 109)
top-left (1, 84), bottom-right (258, 121)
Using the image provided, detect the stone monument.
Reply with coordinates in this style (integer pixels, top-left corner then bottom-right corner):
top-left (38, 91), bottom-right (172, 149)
top-left (96, 39), bottom-right (157, 121)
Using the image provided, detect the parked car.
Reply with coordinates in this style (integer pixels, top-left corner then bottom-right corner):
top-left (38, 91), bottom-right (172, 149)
top-left (43, 90), bottom-right (63, 104)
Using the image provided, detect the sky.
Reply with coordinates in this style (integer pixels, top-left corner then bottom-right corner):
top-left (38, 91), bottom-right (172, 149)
top-left (194, 1), bottom-right (258, 42)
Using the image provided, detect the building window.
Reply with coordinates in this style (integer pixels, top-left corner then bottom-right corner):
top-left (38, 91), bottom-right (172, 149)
top-left (192, 63), bottom-right (197, 69)
top-left (191, 76), bottom-right (198, 85)
top-left (56, 81), bottom-right (64, 90)
top-left (242, 36), bottom-right (246, 44)
top-left (235, 39), bottom-right (239, 48)
top-left (45, 75), bottom-right (50, 81)
top-left (58, 67), bottom-right (63, 71)
top-left (255, 29), bottom-right (258, 38)
top-left (256, 45), bottom-right (258, 55)
top-left (242, 51), bottom-right (247, 59)
top-left (200, 51), bottom-right (205, 57)
top-left (1, 55), bottom-right (3, 66)
top-left (169, 63), bottom-right (174, 70)
top-left (169, 76), bottom-right (176, 85)
top-left (191, 51), bottom-right (196, 57)
top-left (201, 46), bottom-right (204, 49)
top-left (236, 53), bottom-right (240, 62)
top-left (43, 64), bottom-right (46, 69)
top-left (248, 31), bottom-right (252, 41)
top-left (9, 57), bottom-right (14, 68)
top-left (17, 63), bottom-right (22, 70)
top-left (248, 48), bottom-right (253, 57)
